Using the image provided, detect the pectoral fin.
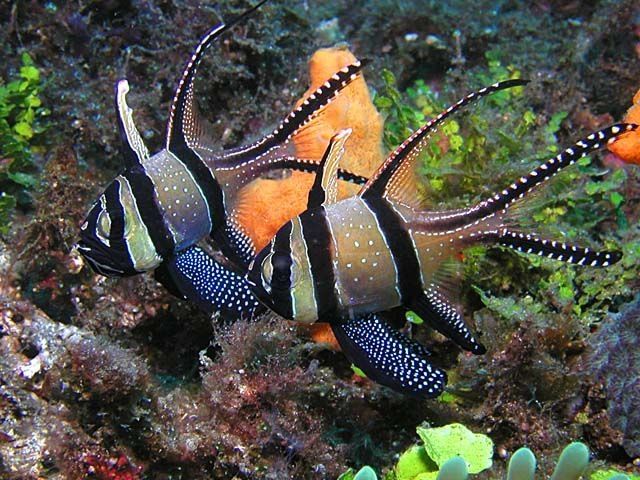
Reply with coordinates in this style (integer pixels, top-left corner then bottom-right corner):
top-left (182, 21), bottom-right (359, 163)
top-left (155, 245), bottom-right (263, 317)
top-left (331, 313), bottom-right (447, 397)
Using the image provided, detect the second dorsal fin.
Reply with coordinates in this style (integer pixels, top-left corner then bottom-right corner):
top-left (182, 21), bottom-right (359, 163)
top-left (166, 0), bottom-right (268, 154)
top-left (307, 129), bottom-right (352, 208)
top-left (359, 79), bottom-right (528, 207)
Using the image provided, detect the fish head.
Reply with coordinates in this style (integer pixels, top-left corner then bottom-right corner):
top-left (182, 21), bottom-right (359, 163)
top-left (76, 174), bottom-right (162, 277)
top-left (246, 219), bottom-right (318, 323)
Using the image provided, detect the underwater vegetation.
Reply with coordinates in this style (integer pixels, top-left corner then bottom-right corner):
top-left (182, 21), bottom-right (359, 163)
top-left (1, 0), bottom-right (640, 478)
top-left (0, 53), bottom-right (48, 235)
top-left (341, 424), bottom-right (638, 480)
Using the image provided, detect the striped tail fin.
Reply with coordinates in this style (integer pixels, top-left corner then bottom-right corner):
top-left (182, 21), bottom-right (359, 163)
top-left (497, 230), bottom-right (621, 267)
top-left (458, 123), bottom-right (639, 226)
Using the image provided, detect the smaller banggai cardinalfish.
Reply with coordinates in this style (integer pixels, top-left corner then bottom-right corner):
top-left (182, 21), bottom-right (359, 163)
top-left (247, 79), bottom-right (638, 397)
top-left (74, 1), bottom-right (370, 315)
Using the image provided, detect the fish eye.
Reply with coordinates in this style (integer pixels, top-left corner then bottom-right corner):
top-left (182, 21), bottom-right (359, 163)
top-left (261, 252), bottom-right (294, 291)
top-left (97, 209), bottom-right (111, 238)
top-left (272, 254), bottom-right (291, 282)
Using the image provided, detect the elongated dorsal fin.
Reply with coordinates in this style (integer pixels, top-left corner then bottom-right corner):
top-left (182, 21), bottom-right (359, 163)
top-left (166, 0), bottom-right (268, 153)
top-left (210, 60), bottom-right (367, 169)
top-left (115, 79), bottom-right (150, 167)
top-left (307, 128), bottom-right (352, 208)
top-left (359, 79), bottom-right (529, 207)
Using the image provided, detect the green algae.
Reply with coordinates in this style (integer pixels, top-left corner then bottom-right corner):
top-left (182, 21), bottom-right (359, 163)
top-left (394, 424), bottom-right (493, 480)
top-left (0, 52), bottom-right (48, 235)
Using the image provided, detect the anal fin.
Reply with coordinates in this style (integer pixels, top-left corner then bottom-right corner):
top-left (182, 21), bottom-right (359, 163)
top-left (155, 245), bottom-right (263, 318)
top-left (411, 288), bottom-right (486, 354)
top-left (331, 313), bottom-right (447, 397)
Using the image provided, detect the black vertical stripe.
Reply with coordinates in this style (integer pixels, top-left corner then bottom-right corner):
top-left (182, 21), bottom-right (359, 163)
top-left (299, 208), bottom-right (338, 318)
top-left (122, 167), bottom-right (175, 258)
top-left (270, 221), bottom-right (294, 320)
top-left (168, 141), bottom-right (227, 238)
top-left (104, 180), bottom-right (135, 273)
top-left (363, 197), bottom-right (422, 304)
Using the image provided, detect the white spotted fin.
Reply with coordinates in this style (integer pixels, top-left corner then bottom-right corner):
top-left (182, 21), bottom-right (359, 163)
top-left (331, 312), bottom-right (447, 397)
top-left (410, 285), bottom-right (486, 354)
top-left (155, 245), bottom-right (264, 317)
top-left (359, 79), bottom-right (529, 208)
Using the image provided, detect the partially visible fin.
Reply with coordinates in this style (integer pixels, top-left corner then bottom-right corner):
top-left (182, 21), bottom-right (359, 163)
top-left (497, 230), bottom-right (622, 267)
top-left (155, 245), bottom-right (263, 317)
top-left (307, 128), bottom-right (352, 208)
top-left (360, 79), bottom-right (529, 206)
top-left (289, 98), bottom-right (346, 161)
top-left (213, 215), bottom-right (256, 270)
top-left (331, 313), bottom-right (447, 397)
top-left (115, 79), bottom-right (150, 168)
top-left (280, 157), bottom-right (368, 185)
top-left (410, 287), bottom-right (486, 354)
top-left (166, 0), bottom-right (268, 154)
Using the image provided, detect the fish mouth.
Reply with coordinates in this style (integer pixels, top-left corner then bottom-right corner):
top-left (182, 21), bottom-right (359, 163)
top-left (75, 239), bottom-right (133, 277)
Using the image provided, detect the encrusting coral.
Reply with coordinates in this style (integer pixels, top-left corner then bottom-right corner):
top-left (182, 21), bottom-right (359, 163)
top-left (589, 295), bottom-right (640, 458)
top-left (344, 423), bottom-right (635, 480)
top-left (608, 87), bottom-right (640, 164)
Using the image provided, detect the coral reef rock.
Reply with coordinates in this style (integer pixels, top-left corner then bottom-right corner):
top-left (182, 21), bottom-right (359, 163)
top-left (589, 296), bottom-right (640, 457)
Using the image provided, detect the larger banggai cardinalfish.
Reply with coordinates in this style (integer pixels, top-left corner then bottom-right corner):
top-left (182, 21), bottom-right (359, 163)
top-left (75, 1), bottom-right (369, 316)
top-left (247, 78), bottom-right (637, 397)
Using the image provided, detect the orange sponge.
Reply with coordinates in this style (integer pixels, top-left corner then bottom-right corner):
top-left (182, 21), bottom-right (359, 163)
top-left (233, 47), bottom-right (385, 252)
top-left (608, 88), bottom-right (640, 164)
